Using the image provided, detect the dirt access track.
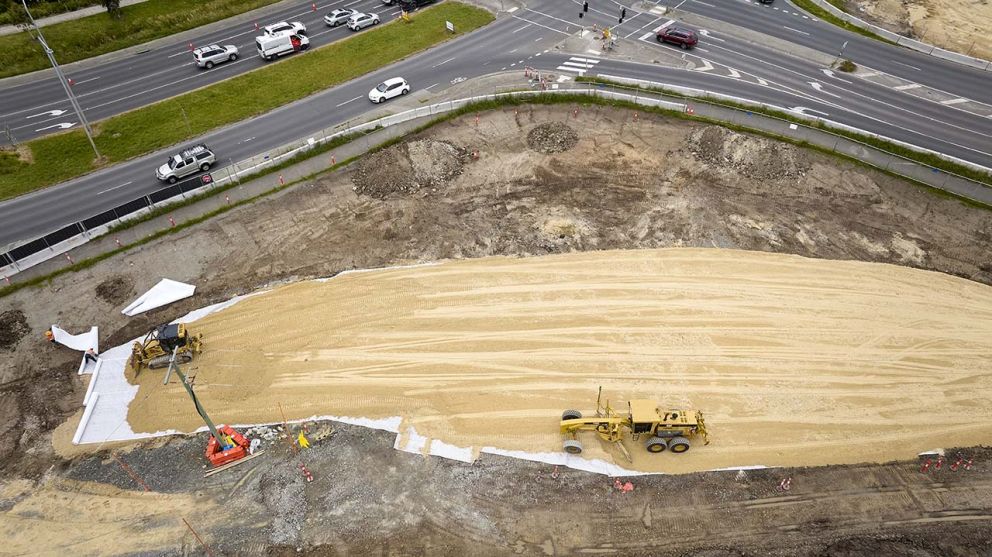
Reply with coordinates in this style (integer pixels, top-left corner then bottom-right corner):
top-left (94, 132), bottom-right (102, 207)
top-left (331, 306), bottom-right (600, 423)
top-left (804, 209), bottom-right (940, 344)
top-left (2, 105), bottom-right (992, 555)
top-left (845, 0), bottom-right (992, 60)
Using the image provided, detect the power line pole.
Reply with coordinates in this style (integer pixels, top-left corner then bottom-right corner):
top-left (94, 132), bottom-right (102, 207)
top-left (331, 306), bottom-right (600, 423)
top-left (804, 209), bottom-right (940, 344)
top-left (20, 0), bottom-right (101, 159)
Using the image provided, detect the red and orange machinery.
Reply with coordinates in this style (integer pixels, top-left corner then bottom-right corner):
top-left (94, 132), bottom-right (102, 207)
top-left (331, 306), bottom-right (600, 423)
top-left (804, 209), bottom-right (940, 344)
top-left (169, 358), bottom-right (249, 467)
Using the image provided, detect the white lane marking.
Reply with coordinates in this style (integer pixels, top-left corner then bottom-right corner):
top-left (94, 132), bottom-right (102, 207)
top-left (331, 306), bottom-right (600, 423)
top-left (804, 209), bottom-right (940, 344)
top-left (756, 77), bottom-right (769, 86)
top-left (694, 59), bottom-right (714, 72)
top-left (507, 6), bottom-right (518, 13)
top-left (167, 50), bottom-right (190, 59)
top-left (894, 83), bottom-right (922, 91)
top-left (508, 48), bottom-right (518, 53)
top-left (586, 49), bottom-right (600, 54)
top-left (860, 71), bottom-right (880, 78)
top-left (26, 109), bottom-right (67, 119)
top-left (511, 15), bottom-right (570, 36)
top-left (535, 36), bottom-right (542, 41)
top-left (523, 7), bottom-right (579, 27)
top-left (639, 32), bottom-right (653, 41)
top-left (511, 23), bottom-right (532, 33)
top-left (71, 76), bottom-right (101, 86)
top-left (97, 181), bottom-right (133, 195)
top-left (624, 14), bottom-right (665, 38)
top-left (570, 57), bottom-right (600, 64)
top-left (561, 61), bottom-right (595, 69)
top-left (727, 68), bottom-right (741, 78)
top-left (891, 60), bottom-right (922, 71)
top-left (791, 106), bottom-right (829, 117)
top-left (698, 29), bottom-right (724, 41)
top-left (783, 26), bottom-right (810, 36)
top-left (343, 0), bottom-right (362, 6)
top-left (940, 98), bottom-right (969, 105)
top-left (336, 95), bottom-right (362, 107)
top-left (557, 66), bottom-right (586, 75)
top-left (693, 0), bottom-right (715, 6)
top-left (432, 57), bottom-right (455, 68)
top-left (425, 83), bottom-right (440, 90)
top-left (654, 20), bottom-right (675, 33)
top-left (35, 122), bottom-right (75, 132)
top-left (535, 52), bottom-right (543, 56)
top-left (820, 68), bottom-right (852, 84)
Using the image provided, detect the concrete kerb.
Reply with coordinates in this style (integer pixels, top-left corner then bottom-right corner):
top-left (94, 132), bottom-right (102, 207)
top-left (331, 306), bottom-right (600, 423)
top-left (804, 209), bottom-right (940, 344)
top-left (0, 0), bottom-right (301, 90)
top-left (803, 0), bottom-right (992, 71)
top-left (3, 81), bottom-right (990, 287)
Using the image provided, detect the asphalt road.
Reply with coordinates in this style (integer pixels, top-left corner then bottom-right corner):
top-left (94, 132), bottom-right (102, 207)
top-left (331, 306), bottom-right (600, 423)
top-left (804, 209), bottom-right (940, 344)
top-left (1, 0), bottom-right (990, 249)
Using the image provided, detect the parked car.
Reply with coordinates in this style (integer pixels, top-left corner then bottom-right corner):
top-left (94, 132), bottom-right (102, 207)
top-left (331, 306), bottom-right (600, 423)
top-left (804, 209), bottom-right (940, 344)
top-left (256, 32), bottom-right (310, 61)
top-left (156, 144), bottom-right (215, 183)
top-left (399, 0), bottom-right (435, 9)
top-left (757, 0), bottom-right (774, 3)
top-left (325, 8), bottom-right (357, 26)
top-left (368, 77), bottom-right (410, 103)
top-left (347, 12), bottom-right (380, 31)
top-left (192, 44), bottom-right (238, 69)
top-left (656, 26), bottom-right (698, 49)
top-left (263, 21), bottom-right (307, 36)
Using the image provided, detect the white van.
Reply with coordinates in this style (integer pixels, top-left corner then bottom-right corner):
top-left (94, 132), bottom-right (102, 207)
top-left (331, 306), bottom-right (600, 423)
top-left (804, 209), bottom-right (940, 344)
top-left (255, 32), bottom-right (310, 61)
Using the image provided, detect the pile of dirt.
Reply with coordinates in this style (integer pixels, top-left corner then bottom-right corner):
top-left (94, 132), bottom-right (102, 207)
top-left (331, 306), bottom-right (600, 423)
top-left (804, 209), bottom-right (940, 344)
top-left (686, 126), bottom-right (811, 180)
top-left (351, 139), bottom-right (469, 199)
top-left (94, 276), bottom-right (134, 306)
top-left (527, 121), bottom-right (579, 153)
top-left (0, 309), bottom-right (29, 351)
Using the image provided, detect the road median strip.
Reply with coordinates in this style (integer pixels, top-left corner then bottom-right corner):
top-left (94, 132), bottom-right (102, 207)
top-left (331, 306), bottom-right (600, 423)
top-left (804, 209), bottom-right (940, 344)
top-left (0, 2), bottom-right (493, 202)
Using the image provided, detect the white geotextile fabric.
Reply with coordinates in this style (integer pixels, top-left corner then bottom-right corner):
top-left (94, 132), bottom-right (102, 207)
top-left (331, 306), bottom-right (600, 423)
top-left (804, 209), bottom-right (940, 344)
top-left (52, 325), bottom-right (98, 352)
top-left (121, 279), bottom-right (196, 316)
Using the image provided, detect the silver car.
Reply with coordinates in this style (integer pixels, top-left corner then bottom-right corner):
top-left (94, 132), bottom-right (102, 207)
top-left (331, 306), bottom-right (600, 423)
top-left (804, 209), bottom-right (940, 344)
top-left (156, 144), bottom-right (215, 183)
top-left (192, 44), bottom-right (238, 69)
top-left (347, 12), bottom-right (380, 31)
top-left (325, 8), bottom-right (357, 26)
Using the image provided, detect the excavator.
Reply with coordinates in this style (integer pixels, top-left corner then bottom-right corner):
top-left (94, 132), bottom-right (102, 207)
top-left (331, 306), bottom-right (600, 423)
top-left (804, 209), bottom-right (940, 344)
top-left (127, 323), bottom-right (203, 375)
top-left (559, 387), bottom-right (709, 462)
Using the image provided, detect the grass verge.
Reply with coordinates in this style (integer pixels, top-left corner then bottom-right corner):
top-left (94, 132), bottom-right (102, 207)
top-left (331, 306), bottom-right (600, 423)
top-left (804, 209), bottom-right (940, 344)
top-left (0, 2), bottom-right (493, 201)
top-left (3, 92), bottom-right (988, 300)
top-left (789, 0), bottom-right (894, 45)
top-left (578, 76), bottom-right (992, 187)
top-left (0, 0), bottom-right (282, 78)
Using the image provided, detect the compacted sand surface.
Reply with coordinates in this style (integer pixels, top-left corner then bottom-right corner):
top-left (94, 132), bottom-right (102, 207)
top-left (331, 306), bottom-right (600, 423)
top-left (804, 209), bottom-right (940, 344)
top-left (124, 248), bottom-right (992, 474)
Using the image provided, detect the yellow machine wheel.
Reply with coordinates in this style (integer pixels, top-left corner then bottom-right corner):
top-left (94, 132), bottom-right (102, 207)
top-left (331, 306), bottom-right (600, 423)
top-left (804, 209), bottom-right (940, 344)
top-left (646, 438), bottom-right (667, 453)
top-left (669, 436), bottom-right (690, 453)
top-left (563, 439), bottom-right (583, 454)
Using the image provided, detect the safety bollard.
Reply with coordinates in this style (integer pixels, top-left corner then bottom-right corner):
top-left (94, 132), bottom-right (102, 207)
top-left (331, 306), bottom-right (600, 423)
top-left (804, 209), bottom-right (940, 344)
top-left (475, 114), bottom-right (480, 126)
top-left (573, 108), bottom-right (578, 118)
top-left (279, 174), bottom-right (285, 185)
top-left (921, 458), bottom-right (932, 472)
top-left (188, 42), bottom-right (194, 51)
top-left (65, 254), bottom-right (74, 264)
top-left (686, 105), bottom-right (695, 115)
top-left (168, 216), bottom-right (176, 227)
top-left (331, 155), bottom-right (336, 165)
top-left (3, 276), bottom-right (10, 285)
top-left (311, 2), bottom-right (316, 11)
top-left (225, 195), bottom-right (230, 203)
top-left (255, 22), bottom-right (259, 30)
top-left (115, 238), bottom-right (122, 248)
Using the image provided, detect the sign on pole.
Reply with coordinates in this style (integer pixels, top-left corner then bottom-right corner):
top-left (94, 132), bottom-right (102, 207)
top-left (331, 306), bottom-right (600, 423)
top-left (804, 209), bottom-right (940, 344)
top-left (446, 20), bottom-right (454, 32)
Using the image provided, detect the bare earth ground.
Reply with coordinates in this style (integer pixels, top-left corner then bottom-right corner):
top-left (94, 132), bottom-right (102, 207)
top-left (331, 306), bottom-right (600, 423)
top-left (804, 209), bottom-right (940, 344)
top-left (1, 105), bottom-right (992, 554)
top-left (845, 0), bottom-right (992, 60)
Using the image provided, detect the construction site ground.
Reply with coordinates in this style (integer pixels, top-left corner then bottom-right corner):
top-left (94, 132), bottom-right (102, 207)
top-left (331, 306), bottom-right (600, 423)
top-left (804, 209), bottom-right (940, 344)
top-left (2, 105), bottom-right (992, 555)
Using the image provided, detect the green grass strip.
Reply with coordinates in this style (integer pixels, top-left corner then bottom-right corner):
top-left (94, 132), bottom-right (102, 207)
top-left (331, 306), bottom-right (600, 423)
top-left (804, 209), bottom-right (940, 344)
top-left (578, 76), bottom-right (992, 187)
top-left (4, 92), bottom-right (988, 300)
top-left (0, 2), bottom-right (493, 201)
top-left (0, 0), bottom-right (282, 78)
top-left (789, 0), bottom-right (895, 45)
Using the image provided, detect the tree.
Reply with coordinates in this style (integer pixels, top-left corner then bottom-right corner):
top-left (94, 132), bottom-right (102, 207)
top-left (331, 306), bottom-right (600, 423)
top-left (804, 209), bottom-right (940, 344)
top-left (103, 0), bottom-right (122, 19)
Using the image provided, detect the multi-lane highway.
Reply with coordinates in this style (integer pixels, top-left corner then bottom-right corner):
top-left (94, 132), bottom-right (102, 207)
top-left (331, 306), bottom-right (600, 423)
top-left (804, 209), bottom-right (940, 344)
top-left (1, 0), bottom-right (990, 249)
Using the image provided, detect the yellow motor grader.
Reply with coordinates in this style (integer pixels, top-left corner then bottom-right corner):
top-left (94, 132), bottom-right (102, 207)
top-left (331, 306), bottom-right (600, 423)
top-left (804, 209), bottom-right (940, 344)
top-left (128, 323), bottom-right (203, 375)
top-left (559, 387), bottom-right (709, 462)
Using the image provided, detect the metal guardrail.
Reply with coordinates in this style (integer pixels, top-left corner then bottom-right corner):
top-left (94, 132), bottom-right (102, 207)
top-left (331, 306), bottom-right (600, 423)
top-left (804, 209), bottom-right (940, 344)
top-left (2, 78), bottom-right (990, 283)
top-left (806, 0), bottom-right (992, 71)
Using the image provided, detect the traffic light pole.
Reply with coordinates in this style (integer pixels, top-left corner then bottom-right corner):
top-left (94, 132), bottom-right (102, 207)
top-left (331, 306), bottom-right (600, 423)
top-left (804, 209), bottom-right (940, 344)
top-left (20, 0), bottom-right (101, 159)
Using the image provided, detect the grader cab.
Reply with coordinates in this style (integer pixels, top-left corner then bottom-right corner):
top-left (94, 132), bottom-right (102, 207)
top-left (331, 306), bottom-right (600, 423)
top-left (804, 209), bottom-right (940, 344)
top-left (128, 323), bottom-right (203, 375)
top-left (559, 387), bottom-right (708, 462)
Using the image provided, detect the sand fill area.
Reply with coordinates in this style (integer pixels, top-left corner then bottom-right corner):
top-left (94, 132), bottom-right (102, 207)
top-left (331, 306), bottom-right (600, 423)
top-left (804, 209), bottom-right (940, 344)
top-left (124, 248), bottom-right (992, 473)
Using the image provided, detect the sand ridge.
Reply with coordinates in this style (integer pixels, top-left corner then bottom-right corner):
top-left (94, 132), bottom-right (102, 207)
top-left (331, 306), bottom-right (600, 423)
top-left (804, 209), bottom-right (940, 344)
top-left (124, 248), bottom-right (992, 474)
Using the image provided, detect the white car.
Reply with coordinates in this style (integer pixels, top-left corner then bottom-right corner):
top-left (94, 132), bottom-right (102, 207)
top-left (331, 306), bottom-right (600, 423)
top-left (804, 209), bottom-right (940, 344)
top-left (325, 8), bottom-right (357, 26)
top-left (347, 12), bottom-right (380, 31)
top-left (369, 77), bottom-right (410, 103)
top-left (263, 21), bottom-right (307, 36)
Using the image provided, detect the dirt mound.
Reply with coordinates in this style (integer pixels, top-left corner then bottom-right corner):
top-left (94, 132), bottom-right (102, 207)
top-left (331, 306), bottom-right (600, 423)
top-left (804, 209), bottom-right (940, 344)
top-left (351, 139), bottom-right (469, 199)
top-left (527, 121), bottom-right (579, 153)
top-left (94, 276), bottom-right (134, 305)
top-left (0, 309), bottom-right (29, 351)
top-left (687, 126), bottom-right (811, 180)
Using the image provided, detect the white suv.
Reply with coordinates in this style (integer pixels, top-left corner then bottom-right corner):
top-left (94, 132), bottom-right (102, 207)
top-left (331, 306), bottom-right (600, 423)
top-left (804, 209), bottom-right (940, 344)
top-left (368, 77), bottom-right (410, 103)
top-left (263, 21), bottom-right (307, 36)
top-left (192, 44), bottom-right (238, 69)
top-left (156, 144), bottom-right (215, 183)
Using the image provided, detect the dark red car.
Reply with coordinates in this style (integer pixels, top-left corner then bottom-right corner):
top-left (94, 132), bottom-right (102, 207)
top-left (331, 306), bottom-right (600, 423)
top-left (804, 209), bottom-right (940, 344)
top-left (657, 26), bottom-right (698, 49)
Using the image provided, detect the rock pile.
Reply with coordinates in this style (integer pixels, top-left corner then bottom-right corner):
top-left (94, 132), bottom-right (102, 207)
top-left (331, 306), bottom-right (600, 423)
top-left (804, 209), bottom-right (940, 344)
top-left (527, 122), bottom-right (579, 154)
top-left (686, 126), bottom-right (811, 180)
top-left (352, 139), bottom-right (469, 199)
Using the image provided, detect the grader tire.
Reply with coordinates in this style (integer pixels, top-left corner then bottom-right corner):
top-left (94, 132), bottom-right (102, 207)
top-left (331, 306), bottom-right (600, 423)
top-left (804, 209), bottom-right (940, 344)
top-left (669, 436), bottom-right (690, 453)
top-left (561, 409), bottom-right (582, 421)
top-left (563, 439), bottom-right (583, 454)
top-left (646, 437), bottom-right (668, 453)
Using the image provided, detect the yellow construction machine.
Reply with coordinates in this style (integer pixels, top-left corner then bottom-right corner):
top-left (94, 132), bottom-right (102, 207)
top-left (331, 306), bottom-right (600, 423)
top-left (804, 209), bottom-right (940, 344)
top-left (128, 323), bottom-right (203, 374)
top-left (559, 387), bottom-right (709, 462)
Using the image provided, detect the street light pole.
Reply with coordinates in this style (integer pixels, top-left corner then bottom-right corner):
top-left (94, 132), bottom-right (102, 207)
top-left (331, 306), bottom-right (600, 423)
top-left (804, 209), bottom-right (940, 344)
top-left (21, 0), bottom-right (100, 159)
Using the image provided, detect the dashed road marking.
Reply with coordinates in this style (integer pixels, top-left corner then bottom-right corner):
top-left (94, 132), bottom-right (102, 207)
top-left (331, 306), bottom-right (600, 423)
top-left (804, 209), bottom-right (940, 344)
top-left (894, 83), bottom-right (922, 91)
top-left (940, 98), bottom-right (969, 105)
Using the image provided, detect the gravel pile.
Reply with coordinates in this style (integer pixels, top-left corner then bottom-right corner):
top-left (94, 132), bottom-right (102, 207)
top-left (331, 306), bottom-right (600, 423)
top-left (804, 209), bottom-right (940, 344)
top-left (0, 310), bottom-right (29, 351)
top-left (687, 126), bottom-right (811, 180)
top-left (352, 139), bottom-right (469, 199)
top-left (527, 122), bottom-right (579, 154)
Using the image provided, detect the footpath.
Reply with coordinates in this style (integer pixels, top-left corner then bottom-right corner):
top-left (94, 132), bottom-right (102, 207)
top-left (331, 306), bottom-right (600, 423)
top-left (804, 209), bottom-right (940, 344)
top-left (0, 0), bottom-right (151, 36)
